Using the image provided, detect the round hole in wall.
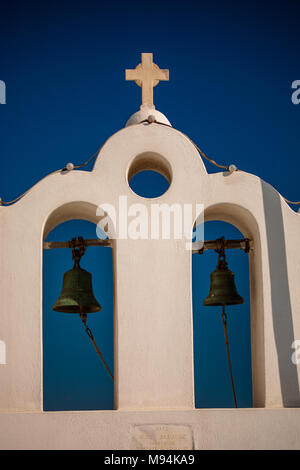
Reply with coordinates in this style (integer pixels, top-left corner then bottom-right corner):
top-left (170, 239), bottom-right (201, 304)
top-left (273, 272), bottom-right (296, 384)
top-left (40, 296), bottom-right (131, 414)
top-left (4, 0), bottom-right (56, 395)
top-left (127, 152), bottom-right (172, 198)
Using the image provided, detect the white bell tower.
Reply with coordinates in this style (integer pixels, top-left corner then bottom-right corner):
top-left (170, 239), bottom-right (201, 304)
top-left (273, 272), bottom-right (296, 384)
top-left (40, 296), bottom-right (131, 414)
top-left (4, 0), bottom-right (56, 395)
top-left (0, 53), bottom-right (300, 449)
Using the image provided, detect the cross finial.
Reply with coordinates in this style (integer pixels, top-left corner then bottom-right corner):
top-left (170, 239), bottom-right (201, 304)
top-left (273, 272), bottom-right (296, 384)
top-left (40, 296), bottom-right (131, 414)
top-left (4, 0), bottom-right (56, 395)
top-left (126, 53), bottom-right (169, 109)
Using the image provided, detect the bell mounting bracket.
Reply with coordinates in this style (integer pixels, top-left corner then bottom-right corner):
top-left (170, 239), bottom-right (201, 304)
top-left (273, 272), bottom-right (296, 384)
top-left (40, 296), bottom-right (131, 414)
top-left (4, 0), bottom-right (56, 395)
top-left (70, 236), bottom-right (86, 265)
top-left (214, 237), bottom-right (228, 270)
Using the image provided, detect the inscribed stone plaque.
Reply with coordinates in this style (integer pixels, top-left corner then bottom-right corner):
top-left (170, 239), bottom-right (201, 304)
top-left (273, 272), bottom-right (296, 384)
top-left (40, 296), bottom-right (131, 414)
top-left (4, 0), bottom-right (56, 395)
top-left (132, 425), bottom-right (194, 450)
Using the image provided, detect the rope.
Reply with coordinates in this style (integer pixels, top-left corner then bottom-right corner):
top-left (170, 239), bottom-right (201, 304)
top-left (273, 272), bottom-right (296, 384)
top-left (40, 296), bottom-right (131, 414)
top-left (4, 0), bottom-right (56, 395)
top-left (152, 121), bottom-right (300, 205)
top-left (73, 147), bottom-right (102, 169)
top-left (282, 198), bottom-right (300, 205)
top-left (150, 120), bottom-right (229, 170)
top-left (0, 169), bottom-right (62, 205)
top-left (80, 314), bottom-right (114, 381)
top-left (184, 135), bottom-right (229, 170)
top-left (221, 306), bottom-right (238, 408)
top-left (0, 145), bottom-right (103, 206)
top-left (1, 118), bottom-right (299, 206)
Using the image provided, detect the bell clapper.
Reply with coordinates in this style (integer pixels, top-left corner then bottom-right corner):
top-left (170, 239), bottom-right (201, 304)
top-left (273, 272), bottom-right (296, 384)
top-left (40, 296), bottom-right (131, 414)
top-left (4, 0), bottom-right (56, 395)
top-left (80, 313), bottom-right (114, 381)
top-left (221, 305), bottom-right (238, 408)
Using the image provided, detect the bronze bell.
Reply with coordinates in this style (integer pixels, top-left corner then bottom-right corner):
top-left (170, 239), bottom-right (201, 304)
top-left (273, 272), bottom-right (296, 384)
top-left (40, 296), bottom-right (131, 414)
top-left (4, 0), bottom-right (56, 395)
top-left (204, 249), bottom-right (244, 307)
top-left (52, 244), bottom-right (101, 314)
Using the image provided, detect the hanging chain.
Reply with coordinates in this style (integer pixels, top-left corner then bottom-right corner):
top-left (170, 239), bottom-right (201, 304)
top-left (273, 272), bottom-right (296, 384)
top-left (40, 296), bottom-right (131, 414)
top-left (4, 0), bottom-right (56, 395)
top-left (80, 313), bottom-right (114, 381)
top-left (221, 305), bottom-right (238, 408)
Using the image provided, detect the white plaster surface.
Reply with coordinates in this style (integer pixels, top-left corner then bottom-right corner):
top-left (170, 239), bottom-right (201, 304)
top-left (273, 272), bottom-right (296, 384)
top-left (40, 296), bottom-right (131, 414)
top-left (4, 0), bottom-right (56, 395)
top-left (126, 107), bottom-right (171, 127)
top-left (0, 121), bottom-right (300, 448)
top-left (132, 424), bottom-right (194, 450)
top-left (0, 409), bottom-right (300, 450)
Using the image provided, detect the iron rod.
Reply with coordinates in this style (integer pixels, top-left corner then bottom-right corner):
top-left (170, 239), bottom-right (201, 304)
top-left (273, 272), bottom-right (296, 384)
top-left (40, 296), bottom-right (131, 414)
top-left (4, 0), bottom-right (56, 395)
top-left (44, 237), bottom-right (250, 252)
top-left (44, 238), bottom-right (112, 249)
top-left (193, 238), bottom-right (252, 254)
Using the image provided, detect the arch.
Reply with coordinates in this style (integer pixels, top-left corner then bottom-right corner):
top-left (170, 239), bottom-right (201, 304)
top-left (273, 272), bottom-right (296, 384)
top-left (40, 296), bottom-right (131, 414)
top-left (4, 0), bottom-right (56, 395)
top-left (42, 204), bottom-right (115, 411)
top-left (43, 201), bottom-right (116, 241)
top-left (92, 123), bottom-right (207, 196)
top-left (193, 202), bottom-right (264, 407)
top-left (193, 220), bottom-right (252, 407)
top-left (127, 151), bottom-right (172, 184)
top-left (127, 152), bottom-right (172, 199)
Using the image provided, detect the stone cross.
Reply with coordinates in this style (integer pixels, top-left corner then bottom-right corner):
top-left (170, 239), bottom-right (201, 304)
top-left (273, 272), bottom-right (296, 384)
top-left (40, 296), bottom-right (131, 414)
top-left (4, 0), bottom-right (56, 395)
top-left (126, 53), bottom-right (169, 108)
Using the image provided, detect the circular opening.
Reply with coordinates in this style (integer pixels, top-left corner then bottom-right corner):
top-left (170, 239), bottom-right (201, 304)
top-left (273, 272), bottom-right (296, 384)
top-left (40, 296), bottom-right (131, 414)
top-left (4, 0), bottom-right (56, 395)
top-left (127, 152), bottom-right (172, 198)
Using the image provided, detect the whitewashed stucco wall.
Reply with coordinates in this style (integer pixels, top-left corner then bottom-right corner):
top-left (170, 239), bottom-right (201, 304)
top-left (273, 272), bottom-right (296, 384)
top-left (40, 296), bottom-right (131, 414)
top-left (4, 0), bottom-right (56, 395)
top-left (0, 122), bottom-right (299, 448)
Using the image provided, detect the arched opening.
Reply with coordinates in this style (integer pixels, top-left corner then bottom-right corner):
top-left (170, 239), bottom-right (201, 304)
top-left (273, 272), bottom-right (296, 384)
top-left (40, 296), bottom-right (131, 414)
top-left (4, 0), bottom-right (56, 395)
top-left (192, 220), bottom-right (252, 408)
top-left (129, 170), bottom-right (170, 198)
top-left (43, 218), bottom-right (114, 411)
top-left (127, 152), bottom-right (172, 198)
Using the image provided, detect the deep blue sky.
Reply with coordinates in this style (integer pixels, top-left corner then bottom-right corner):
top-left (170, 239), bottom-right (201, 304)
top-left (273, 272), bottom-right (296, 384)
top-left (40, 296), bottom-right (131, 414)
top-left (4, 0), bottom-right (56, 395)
top-left (1, 0), bottom-right (299, 410)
